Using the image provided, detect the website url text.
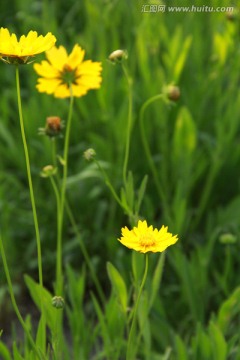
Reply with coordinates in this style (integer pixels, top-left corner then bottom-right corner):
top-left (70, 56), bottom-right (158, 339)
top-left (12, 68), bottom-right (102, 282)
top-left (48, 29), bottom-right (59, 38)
top-left (141, 5), bottom-right (234, 13)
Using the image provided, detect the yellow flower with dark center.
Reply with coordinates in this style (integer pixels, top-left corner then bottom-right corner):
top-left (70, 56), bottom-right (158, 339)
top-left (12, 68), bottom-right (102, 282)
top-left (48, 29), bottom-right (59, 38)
top-left (33, 44), bottom-right (102, 98)
top-left (118, 220), bottom-right (178, 253)
top-left (0, 28), bottom-right (56, 64)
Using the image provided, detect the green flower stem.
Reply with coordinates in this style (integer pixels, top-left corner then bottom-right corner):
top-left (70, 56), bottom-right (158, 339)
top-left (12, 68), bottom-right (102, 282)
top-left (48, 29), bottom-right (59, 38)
top-left (126, 253), bottom-right (149, 360)
top-left (50, 176), bottom-right (61, 216)
top-left (93, 158), bottom-right (132, 217)
top-left (49, 171), bottom-right (64, 359)
top-left (15, 65), bottom-right (45, 340)
top-left (139, 94), bottom-right (171, 222)
top-left (191, 158), bottom-right (221, 230)
top-left (50, 142), bottom-right (106, 304)
top-left (135, 252), bottom-right (166, 350)
top-left (56, 87), bottom-right (74, 296)
top-left (65, 202), bottom-right (106, 304)
top-left (51, 138), bottom-right (57, 168)
top-left (0, 235), bottom-right (43, 360)
top-left (122, 62), bottom-right (133, 188)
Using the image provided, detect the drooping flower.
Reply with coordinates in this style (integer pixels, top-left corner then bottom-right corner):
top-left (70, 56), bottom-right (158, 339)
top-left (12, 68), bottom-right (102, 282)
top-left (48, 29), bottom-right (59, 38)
top-left (33, 44), bottom-right (102, 98)
top-left (0, 28), bottom-right (56, 64)
top-left (118, 220), bottom-right (178, 253)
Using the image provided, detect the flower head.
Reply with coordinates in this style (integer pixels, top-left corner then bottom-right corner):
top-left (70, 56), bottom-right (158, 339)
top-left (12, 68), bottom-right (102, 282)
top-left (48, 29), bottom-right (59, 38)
top-left (34, 44), bottom-right (102, 98)
top-left (0, 28), bottom-right (56, 64)
top-left (118, 220), bottom-right (178, 253)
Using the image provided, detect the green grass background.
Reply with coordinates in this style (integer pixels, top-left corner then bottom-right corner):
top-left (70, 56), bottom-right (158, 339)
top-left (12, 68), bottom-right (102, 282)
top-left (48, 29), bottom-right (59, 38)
top-left (1, 0), bottom-right (240, 357)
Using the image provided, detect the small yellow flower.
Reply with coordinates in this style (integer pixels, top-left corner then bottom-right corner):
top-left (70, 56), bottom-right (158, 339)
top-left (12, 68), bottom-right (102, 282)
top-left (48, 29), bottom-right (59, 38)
top-left (118, 220), bottom-right (178, 253)
top-left (34, 44), bottom-right (102, 98)
top-left (0, 28), bottom-right (56, 64)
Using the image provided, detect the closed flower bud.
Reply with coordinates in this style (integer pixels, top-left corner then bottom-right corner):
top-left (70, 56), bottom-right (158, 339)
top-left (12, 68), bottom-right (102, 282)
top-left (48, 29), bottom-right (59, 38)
top-left (167, 85), bottom-right (181, 101)
top-left (83, 148), bottom-right (96, 161)
top-left (108, 49), bottom-right (128, 63)
top-left (40, 165), bottom-right (57, 178)
top-left (219, 233), bottom-right (237, 245)
top-left (52, 296), bottom-right (65, 309)
top-left (39, 116), bottom-right (64, 138)
top-left (226, 10), bottom-right (237, 22)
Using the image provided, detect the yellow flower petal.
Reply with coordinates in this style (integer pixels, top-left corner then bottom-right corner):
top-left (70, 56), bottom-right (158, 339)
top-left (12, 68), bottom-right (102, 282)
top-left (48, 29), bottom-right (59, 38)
top-left (0, 28), bottom-right (56, 63)
top-left (34, 43), bottom-right (102, 98)
top-left (34, 61), bottom-right (59, 78)
top-left (118, 220), bottom-right (178, 253)
top-left (45, 46), bottom-right (68, 71)
top-left (36, 78), bottom-right (62, 94)
top-left (53, 83), bottom-right (71, 98)
top-left (67, 44), bottom-right (85, 69)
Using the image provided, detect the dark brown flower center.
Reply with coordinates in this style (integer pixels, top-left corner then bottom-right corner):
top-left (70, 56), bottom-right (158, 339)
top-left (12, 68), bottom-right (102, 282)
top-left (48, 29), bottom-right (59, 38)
top-left (61, 64), bottom-right (77, 85)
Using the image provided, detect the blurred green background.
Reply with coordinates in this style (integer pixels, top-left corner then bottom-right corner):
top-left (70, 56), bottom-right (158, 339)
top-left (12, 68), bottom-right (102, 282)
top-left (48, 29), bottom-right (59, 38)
top-left (1, 0), bottom-right (240, 356)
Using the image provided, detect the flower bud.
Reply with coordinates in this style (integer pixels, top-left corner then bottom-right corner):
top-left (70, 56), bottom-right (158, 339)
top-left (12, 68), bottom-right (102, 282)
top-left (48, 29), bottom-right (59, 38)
top-left (40, 165), bottom-right (57, 178)
top-left (219, 233), bottom-right (237, 245)
top-left (108, 49), bottom-right (128, 63)
top-left (167, 85), bottom-right (181, 101)
top-left (83, 148), bottom-right (96, 161)
top-left (39, 116), bottom-right (64, 138)
top-left (52, 296), bottom-right (65, 309)
top-left (226, 9), bottom-right (237, 22)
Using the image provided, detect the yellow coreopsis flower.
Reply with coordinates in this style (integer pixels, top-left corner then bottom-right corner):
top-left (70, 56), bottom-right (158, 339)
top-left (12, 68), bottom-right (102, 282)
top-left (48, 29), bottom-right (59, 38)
top-left (118, 220), bottom-right (178, 253)
top-left (0, 28), bottom-right (56, 64)
top-left (33, 44), bottom-right (102, 98)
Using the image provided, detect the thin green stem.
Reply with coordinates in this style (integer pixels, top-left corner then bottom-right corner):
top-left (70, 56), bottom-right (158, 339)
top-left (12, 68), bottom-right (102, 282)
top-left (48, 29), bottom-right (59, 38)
top-left (50, 142), bottom-right (106, 304)
top-left (122, 63), bottom-right (133, 188)
top-left (16, 65), bottom-right (43, 288)
top-left (15, 65), bottom-right (45, 342)
top-left (65, 202), bottom-right (106, 304)
top-left (50, 176), bottom-right (61, 215)
top-left (93, 159), bottom-right (131, 215)
top-left (191, 158), bottom-right (221, 230)
top-left (51, 138), bottom-right (57, 168)
top-left (126, 253), bottom-right (149, 360)
top-left (56, 87), bottom-right (74, 296)
top-left (139, 94), bottom-right (171, 222)
top-left (0, 235), bottom-right (43, 360)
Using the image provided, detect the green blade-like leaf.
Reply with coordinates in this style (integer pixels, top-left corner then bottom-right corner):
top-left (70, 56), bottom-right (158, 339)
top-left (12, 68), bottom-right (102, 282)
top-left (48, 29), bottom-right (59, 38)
top-left (217, 287), bottom-right (240, 334)
top-left (209, 321), bottom-right (227, 360)
top-left (0, 341), bottom-right (12, 360)
top-left (24, 275), bottom-right (55, 330)
top-left (35, 315), bottom-right (46, 355)
top-left (135, 175), bottom-right (148, 214)
top-left (150, 252), bottom-right (165, 308)
top-left (174, 335), bottom-right (188, 360)
top-left (107, 262), bottom-right (128, 314)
